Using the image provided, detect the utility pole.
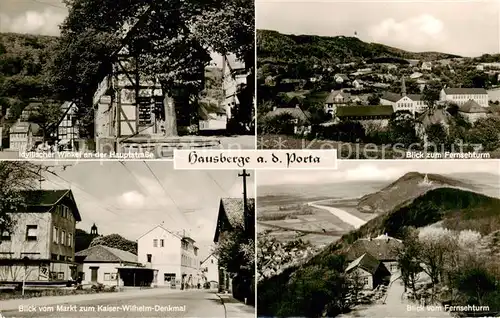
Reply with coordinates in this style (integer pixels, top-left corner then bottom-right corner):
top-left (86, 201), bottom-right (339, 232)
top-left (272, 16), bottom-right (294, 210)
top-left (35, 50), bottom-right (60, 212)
top-left (238, 170), bottom-right (251, 236)
top-left (37, 166), bottom-right (45, 190)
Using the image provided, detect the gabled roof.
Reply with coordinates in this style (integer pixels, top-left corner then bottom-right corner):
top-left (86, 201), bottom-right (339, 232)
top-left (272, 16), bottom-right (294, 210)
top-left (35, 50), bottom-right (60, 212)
top-left (346, 236), bottom-right (403, 261)
top-left (136, 224), bottom-right (182, 241)
top-left (200, 253), bottom-right (218, 265)
top-left (417, 108), bottom-right (452, 127)
top-left (406, 94), bottom-right (423, 101)
top-left (9, 122), bottom-right (31, 133)
top-left (345, 253), bottom-right (381, 275)
top-left (18, 189), bottom-right (82, 221)
top-left (75, 245), bottom-right (138, 263)
top-left (443, 88), bottom-right (487, 95)
top-left (265, 107), bottom-right (309, 122)
top-left (326, 90), bottom-right (350, 104)
top-left (459, 100), bottom-right (489, 113)
top-left (213, 197), bottom-right (255, 242)
top-left (381, 92), bottom-right (402, 103)
top-left (336, 105), bottom-right (394, 117)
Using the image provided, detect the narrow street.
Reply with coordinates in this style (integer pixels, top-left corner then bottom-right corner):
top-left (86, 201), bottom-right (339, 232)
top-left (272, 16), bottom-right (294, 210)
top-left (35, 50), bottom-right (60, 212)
top-left (1, 289), bottom-right (252, 318)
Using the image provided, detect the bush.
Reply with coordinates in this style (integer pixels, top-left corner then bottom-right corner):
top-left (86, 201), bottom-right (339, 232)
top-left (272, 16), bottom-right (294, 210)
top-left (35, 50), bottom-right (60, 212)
top-left (91, 283), bottom-right (105, 292)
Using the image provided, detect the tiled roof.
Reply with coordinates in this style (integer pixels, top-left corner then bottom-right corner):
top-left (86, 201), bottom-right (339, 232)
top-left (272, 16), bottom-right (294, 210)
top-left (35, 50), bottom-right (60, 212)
top-left (459, 100), bottom-right (489, 113)
top-left (345, 253), bottom-right (381, 275)
top-left (443, 88), bottom-right (487, 95)
top-left (9, 122), bottom-right (31, 133)
top-left (75, 245), bottom-right (138, 263)
top-left (381, 92), bottom-right (402, 103)
top-left (326, 90), bottom-right (350, 104)
top-left (346, 237), bottom-right (403, 261)
top-left (265, 107), bottom-right (309, 122)
top-left (19, 189), bottom-right (82, 221)
top-left (220, 198), bottom-right (248, 228)
top-left (417, 108), bottom-right (452, 127)
top-left (336, 105), bottom-right (394, 117)
top-left (406, 94), bottom-right (423, 101)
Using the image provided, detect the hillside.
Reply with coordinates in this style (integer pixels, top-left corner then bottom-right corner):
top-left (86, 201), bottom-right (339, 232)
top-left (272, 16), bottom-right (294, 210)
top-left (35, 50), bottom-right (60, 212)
top-left (258, 186), bottom-right (500, 316)
top-left (257, 29), bottom-right (460, 64)
top-left (357, 172), bottom-right (473, 214)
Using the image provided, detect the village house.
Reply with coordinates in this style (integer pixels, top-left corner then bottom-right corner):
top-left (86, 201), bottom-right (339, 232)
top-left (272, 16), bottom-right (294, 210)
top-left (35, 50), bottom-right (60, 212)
top-left (334, 74), bottom-right (350, 84)
top-left (345, 234), bottom-right (403, 274)
top-left (214, 197), bottom-right (255, 293)
top-left (198, 105), bottom-right (228, 133)
top-left (380, 78), bottom-right (427, 114)
top-left (265, 103), bottom-right (311, 135)
top-left (75, 245), bottom-right (150, 287)
top-left (352, 79), bottom-right (364, 89)
top-left (457, 100), bottom-right (490, 123)
top-left (200, 253), bottom-right (219, 289)
top-left (421, 62), bottom-right (432, 71)
top-left (222, 55), bottom-right (247, 120)
top-left (440, 88), bottom-right (489, 108)
top-left (410, 72), bottom-right (423, 80)
top-left (415, 108), bottom-right (452, 143)
top-left (57, 101), bottom-right (79, 150)
top-left (8, 122), bottom-right (34, 152)
top-left (345, 253), bottom-right (391, 290)
top-left (325, 90), bottom-right (351, 115)
top-left (137, 224), bottom-right (201, 289)
top-left (0, 190), bottom-right (81, 284)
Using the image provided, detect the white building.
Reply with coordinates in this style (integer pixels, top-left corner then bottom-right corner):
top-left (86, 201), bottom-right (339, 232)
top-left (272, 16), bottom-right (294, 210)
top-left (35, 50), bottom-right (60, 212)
top-left (137, 225), bottom-right (201, 289)
top-left (9, 121), bottom-right (33, 151)
top-left (200, 253), bottom-right (219, 289)
top-left (440, 88), bottom-right (489, 108)
top-left (421, 62), bottom-right (432, 71)
top-left (222, 55), bottom-right (247, 120)
top-left (324, 90), bottom-right (351, 115)
top-left (75, 245), bottom-right (142, 287)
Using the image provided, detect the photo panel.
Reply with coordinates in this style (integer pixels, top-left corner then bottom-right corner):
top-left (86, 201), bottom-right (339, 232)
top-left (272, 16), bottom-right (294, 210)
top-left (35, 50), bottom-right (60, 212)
top-left (0, 0), bottom-right (255, 161)
top-left (0, 160), bottom-right (255, 318)
top-left (257, 160), bottom-right (500, 317)
top-left (256, 0), bottom-right (500, 159)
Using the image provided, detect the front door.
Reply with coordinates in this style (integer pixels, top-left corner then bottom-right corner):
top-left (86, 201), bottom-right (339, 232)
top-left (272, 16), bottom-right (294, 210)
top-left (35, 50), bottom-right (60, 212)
top-left (90, 267), bottom-right (99, 282)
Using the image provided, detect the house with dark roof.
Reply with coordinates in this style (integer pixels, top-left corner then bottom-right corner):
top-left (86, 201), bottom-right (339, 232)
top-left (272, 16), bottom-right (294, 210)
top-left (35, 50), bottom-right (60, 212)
top-left (325, 90), bottom-right (351, 115)
top-left (0, 189), bottom-right (81, 284)
top-left (213, 197), bottom-right (255, 294)
top-left (440, 88), bottom-right (489, 108)
top-left (345, 235), bottom-right (403, 275)
top-left (345, 253), bottom-right (391, 290)
top-left (9, 121), bottom-right (34, 152)
top-left (265, 104), bottom-right (311, 135)
top-left (75, 245), bottom-right (145, 286)
top-left (137, 224), bottom-right (201, 289)
top-left (415, 108), bottom-right (452, 142)
top-left (335, 105), bottom-right (394, 128)
top-left (458, 100), bottom-right (490, 123)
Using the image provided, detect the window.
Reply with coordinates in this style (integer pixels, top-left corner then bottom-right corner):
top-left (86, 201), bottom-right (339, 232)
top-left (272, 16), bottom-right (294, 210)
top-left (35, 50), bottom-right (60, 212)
top-left (104, 273), bottom-right (111, 281)
top-left (26, 225), bottom-right (37, 241)
top-left (53, 227), bottom-right (58, 243)
top-left (363, 277), bottom-right (369, 285)
top-left (58, 272), bottom-right (64, 280)
top-left (160, 239), bottom-right (164, 247)
top-left (68, 233), bottom-right (72, 247)
top-left (61, 230), bottom-right (66, 245)
top-left (147, 254), bottom-right (152, 263)
top-left (51, 254), bottom-right (58, 260)
top-left (153, 239), bottom-right (158, 247)
top-left (211, 259), bottom-right (214, 264)
top-left (1, 231), bottom-right (11, 241)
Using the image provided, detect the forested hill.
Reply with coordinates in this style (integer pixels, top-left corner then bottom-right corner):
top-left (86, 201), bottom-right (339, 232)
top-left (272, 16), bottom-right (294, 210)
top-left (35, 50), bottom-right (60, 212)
top-left (257, 29), bottom-right (461, 63)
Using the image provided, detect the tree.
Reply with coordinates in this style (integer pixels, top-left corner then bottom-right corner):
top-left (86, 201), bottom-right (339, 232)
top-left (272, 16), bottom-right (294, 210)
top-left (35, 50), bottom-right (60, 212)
top-left (388, 111), bottom-right (420, 147)
top-left (90, 234), bottom-right (138, 255)
top-left (51, 0), bottom-right (254, 137)
top-left (27, 100), bottom-right (63, 142)
top-left (425, 123), bottom-right (447, 148)
top-left (0, 162), bottom-right (40, 239)
top-left (469, 117), bottom-right (500, 151)
top-left (422, 81), bottom-right (441, 112)
top-left (453, 266), bottom-right (497, 306)
top-left (397, 227), bottom-right (422, 299)
top-left (367, 94), bottom-right (380, 105)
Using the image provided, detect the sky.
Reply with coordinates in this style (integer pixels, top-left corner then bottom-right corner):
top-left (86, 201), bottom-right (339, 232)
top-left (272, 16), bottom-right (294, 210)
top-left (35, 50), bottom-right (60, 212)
top-left (0, 0), bottom-right (225, 66)
top-left (37, 161), bottom-right (254, 257)
top-left (257, 0), bottom-right (500, 57)
top-left (257, 160), bottom-right (500, 186)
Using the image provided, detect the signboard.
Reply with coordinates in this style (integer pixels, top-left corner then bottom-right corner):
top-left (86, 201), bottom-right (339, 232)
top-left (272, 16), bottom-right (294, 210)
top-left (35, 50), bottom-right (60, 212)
top-left (39, 264), bottom-right (49, 280)
top-left (138, 97), bottom-right (153, 126)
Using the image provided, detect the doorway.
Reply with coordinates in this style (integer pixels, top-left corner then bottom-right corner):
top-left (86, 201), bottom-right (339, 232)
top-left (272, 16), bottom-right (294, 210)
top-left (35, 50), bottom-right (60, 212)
top-left (90, 267), bottom-right (99, 283)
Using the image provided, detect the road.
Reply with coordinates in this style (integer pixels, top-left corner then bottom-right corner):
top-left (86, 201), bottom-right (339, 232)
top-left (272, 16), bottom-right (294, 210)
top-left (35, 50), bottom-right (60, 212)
top-left (1, 289), bottom-right (247, 318)
top-left (308, 200), bottom-right (366, 229)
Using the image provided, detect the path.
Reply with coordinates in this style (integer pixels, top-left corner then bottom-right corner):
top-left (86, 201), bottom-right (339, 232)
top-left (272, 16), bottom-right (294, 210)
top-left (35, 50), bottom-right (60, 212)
top-left (308, 200), bottom-right (366, 229)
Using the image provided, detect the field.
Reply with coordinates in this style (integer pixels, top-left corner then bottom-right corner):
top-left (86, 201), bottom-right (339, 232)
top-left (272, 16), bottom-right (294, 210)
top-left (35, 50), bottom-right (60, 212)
top-left (257, 196), bottom-right (357, 248)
